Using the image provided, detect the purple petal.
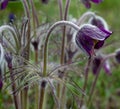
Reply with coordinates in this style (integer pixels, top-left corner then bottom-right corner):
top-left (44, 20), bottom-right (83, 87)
top-left (92, 56), bottom-right (101, 75)
top-left (91, 0), bottom-right (103, 4)
top-left (80, 24), bottom-right (109, 41)
top-left (0, 0), bottom-right (9, 10)
top-left (94, 41), bottom-right (104, 49)
top-left (103, 60), bottom-right (111, 75)
top-left (76, 30), bottom-right (94, 56)
top-left (100, 28), bottom-right (112, 38)
top-left (0, 79), bottom-right (3, 90)
top-left (75, 24), bottom-right (111, 56)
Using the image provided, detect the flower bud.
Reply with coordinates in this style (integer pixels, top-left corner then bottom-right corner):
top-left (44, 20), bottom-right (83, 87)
top-left (115, 49), bottom-right (120, 63)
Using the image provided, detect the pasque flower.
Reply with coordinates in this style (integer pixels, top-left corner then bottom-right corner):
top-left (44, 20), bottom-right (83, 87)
top-left (75, 24), bottom-right (112, 57)
top-left (81, 0), bottom-right (103, 8)
top-left (92, 55), bottom-right (111, 75)
top-left (0, 0), bottom-right (9, 10)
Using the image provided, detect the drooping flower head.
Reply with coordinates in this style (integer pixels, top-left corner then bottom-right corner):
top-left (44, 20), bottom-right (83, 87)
top-left (92, 55), bottom-right (111, 75)
top-left (75, 24), bottom-right (112, 57)
top-left (81, 0), bottom-right (103, 8)
top-left (0, 0), bottom-right (9, 10)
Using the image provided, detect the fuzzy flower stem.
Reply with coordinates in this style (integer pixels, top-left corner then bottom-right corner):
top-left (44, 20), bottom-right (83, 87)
top-left (58, 0), bottom-right (63, 20)
top-left (0, 25), bottom-right (19, 51)
top-left (77, 11), bottom-right (95, 26)
top-left (39, 87), bottom-right (46, 109)
top-left (43, 21), bottom-right (80, 76)
top-left (80, 57), bottom-right (92, 108)
top-left (60, 0), bottom-right (71, 109)
top-left (34, 49), bottom-right (39, 109)
top-left (87, 53), bottom-right (116, 107)
top-left (8, 64), bottom-right (20, 109)
top-left (29, 0), bottom-right (39, 36)
top-left (21, 1), bottom-right (31, 109)
top-left (61, 0), bottom-right (71, 64)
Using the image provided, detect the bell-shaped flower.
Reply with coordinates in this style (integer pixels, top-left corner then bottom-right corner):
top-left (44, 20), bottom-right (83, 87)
top-left (75, 24), bottom-right (112, 57)
top-left (92, 55), bottom-right (111, 75)
top-left (81, 0), bottom-right (103, 8)
top-left (0, 0), bottom-right (9, 10)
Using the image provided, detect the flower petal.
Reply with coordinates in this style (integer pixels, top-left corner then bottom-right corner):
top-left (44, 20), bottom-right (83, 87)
top-left (79, 24), bottom-right (109, 41)
top-left (92, 56), bottom-right (101, 74)
top-left (103, 60), bottom-right (111, 75)
top-left (76, 30), bottom-right (94, 56)
top-left (91, 0), bottom-right (103, 4)
top-left (0, 0), bottom-right (9, 10)
top-left (94, 41), bottom-right (104, 49)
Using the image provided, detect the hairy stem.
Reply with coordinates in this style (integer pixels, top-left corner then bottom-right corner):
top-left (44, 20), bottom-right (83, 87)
top-left (43, 20), bottom-right (80, 76)
top-left (58, 0), bottom-right (63, 20)
top-left (21, 1), bottom-right (31, 109)
top-left (39, 87), bottom-right (46, 109)
top-left (35, 49), bottom-right (39, 109)
top-left (9, 65), bottom-right (20, 109)
top-left (60, 0), bottom-right (71, 109)
top-left (77, 11), bottom-right (95, 26)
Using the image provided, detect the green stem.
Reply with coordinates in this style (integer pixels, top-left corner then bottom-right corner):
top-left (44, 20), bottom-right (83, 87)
top-left (79, 57), bottom-right (92, 108)
top-left (60, 0), bottom-right (71, 109)
top-left (21, 88), bottom-right (28, 109)
top-left (9, 67), bottom-right (20, 109)
top-left (35, 50), bottom-right (39, 109)
top-left (57, 0), bottom-right (63, 20)
top-left (60, 0), bottom-right (71, 64)
top-left (21, 1), bottom-right (31, 109)
top-left (39, 87), bottom-right (46, 109)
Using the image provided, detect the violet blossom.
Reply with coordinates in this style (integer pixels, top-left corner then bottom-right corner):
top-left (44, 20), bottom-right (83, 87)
top-left (75, 24), bottom-right (112, 57)
top-left (81, 0), bottom-right (103, 8)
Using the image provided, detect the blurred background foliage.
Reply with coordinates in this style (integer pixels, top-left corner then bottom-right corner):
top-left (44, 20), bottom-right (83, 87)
top-left (0, 0), bottom-right (120, 109)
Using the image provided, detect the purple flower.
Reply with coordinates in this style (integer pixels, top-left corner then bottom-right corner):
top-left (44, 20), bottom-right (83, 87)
top-left (75, 24), bottom-right (112, 57)
top-left (81, 0), bottom-right (103, 8)
top-left (92, 55), bottom-right (111, 75)
top-left (0, 0), bottom-right (9, 10)
top-left (8, 13), bottom-right (16, 23)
